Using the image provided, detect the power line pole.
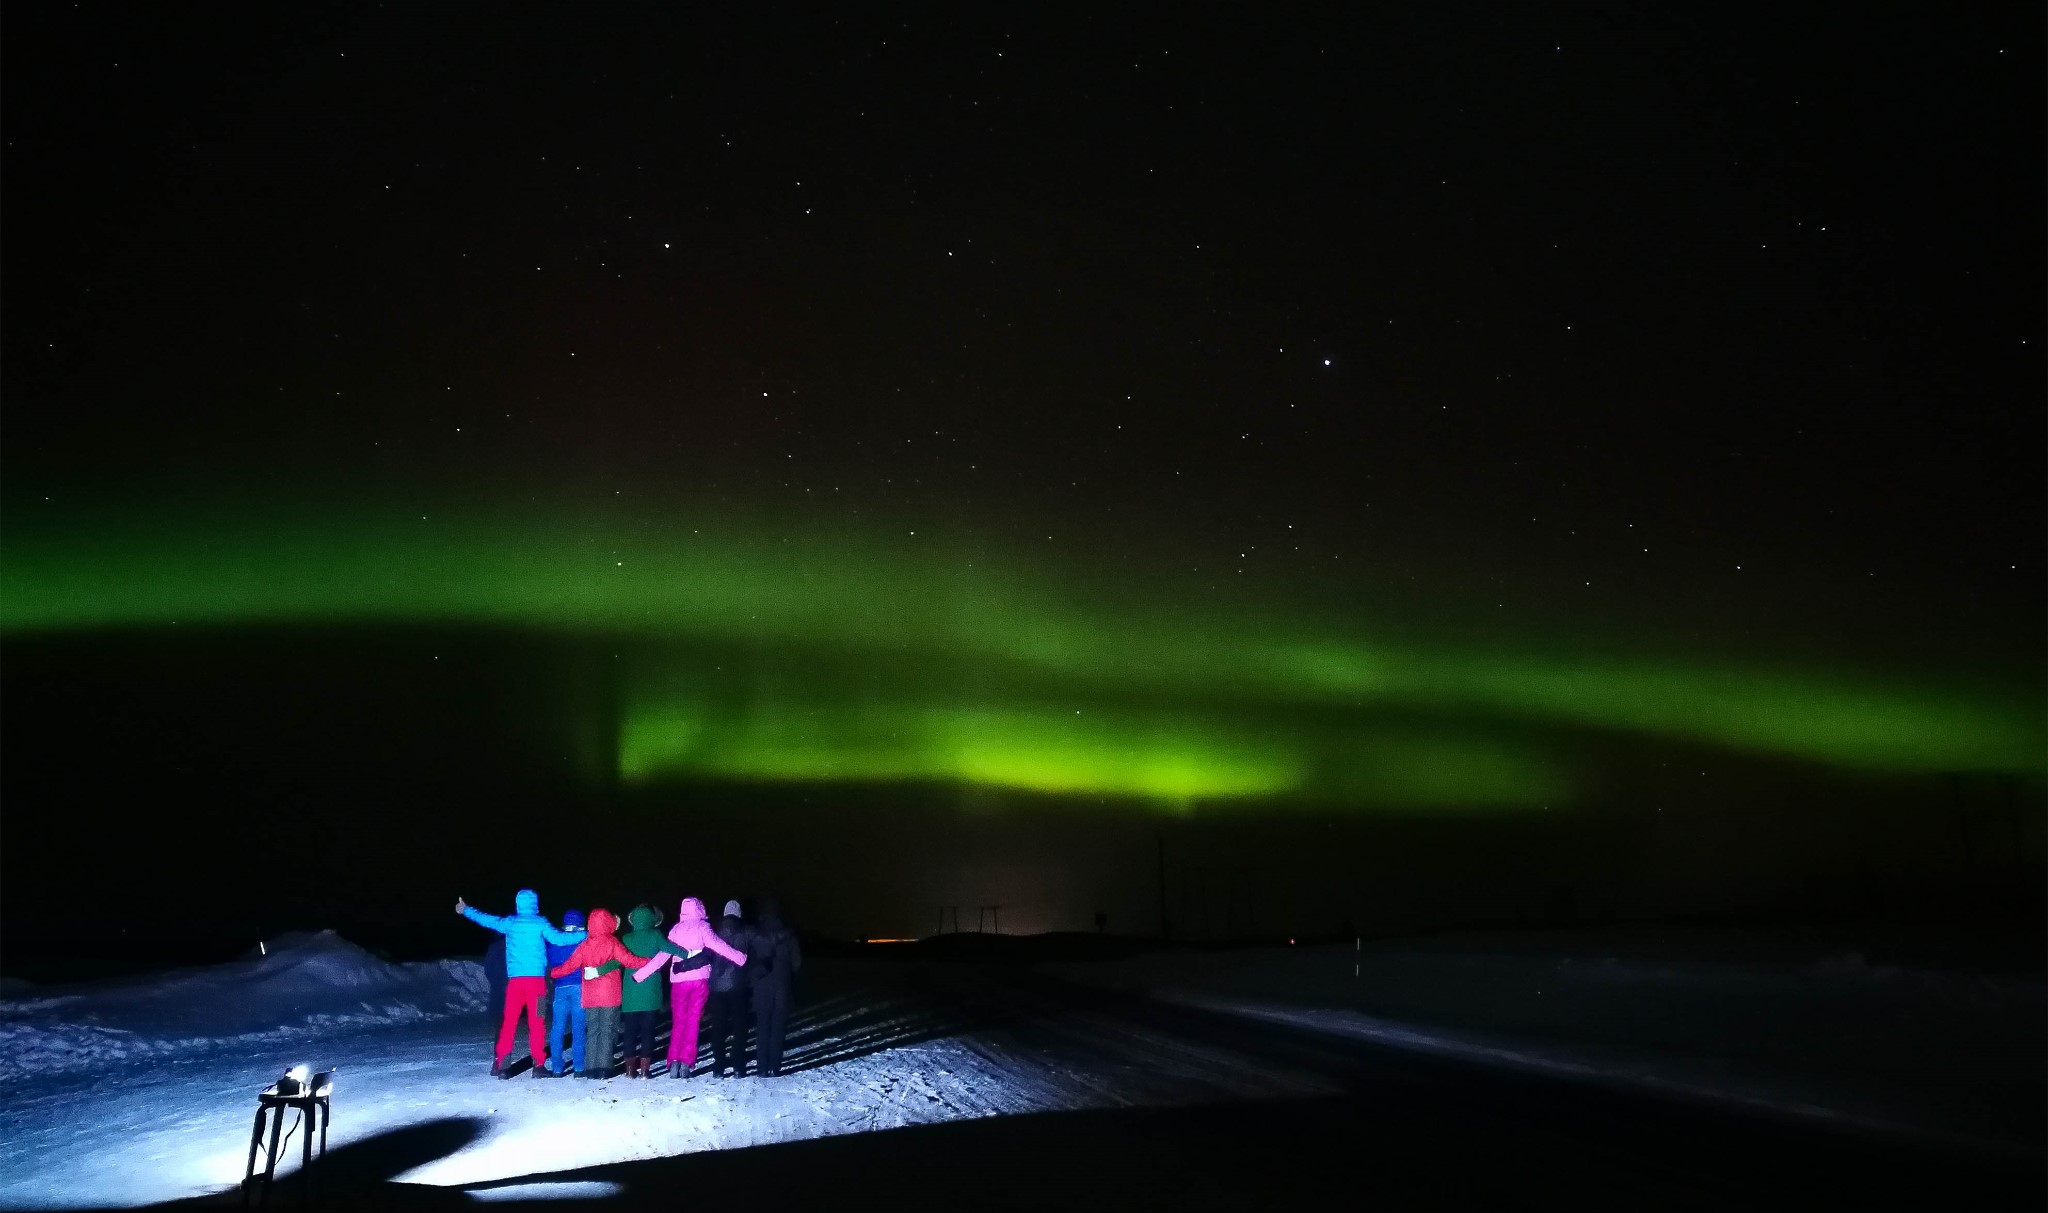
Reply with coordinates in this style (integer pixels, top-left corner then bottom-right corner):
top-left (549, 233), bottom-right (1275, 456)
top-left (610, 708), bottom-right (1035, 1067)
top-left (1157, 834), bottom-right (1169, 940)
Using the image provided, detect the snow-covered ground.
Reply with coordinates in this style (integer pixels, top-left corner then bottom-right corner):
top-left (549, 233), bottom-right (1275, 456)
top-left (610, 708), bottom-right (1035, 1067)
top-left (4, 928), bottom-right (2038, 1208)
top-left (0, 934), bottom-right (1336, 1208)
top-left (1040, 930), bottom-right (2047, 1154)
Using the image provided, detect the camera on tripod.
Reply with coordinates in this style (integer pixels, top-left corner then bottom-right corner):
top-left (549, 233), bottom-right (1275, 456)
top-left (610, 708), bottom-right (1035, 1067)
top-left (269, 1064), bottom-right (336, 1098)
top-left (244, 1065), bottom-right (335, 1205)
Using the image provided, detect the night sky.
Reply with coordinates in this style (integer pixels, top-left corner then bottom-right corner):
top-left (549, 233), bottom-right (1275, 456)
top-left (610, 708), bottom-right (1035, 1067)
top-left (2, 4), bottom-right (2042, 961)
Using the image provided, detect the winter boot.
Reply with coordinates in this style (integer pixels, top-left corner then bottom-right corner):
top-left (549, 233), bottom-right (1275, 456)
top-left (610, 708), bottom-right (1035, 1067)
top-left (534, 1063), bottom-right (560, 1079)
top-left (490, 1060), bottom-right (509, 1079)
top-left (670, 1060), bottom-right (686, 1079)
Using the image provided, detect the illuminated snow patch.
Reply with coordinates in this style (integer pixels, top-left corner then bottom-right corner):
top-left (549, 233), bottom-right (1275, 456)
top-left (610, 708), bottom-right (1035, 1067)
top-left (466, 1179), bottom-right (623, 1201)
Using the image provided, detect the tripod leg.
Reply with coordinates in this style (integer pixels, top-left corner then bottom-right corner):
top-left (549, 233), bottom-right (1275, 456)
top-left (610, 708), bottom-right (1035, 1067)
top-left (242, 1104), bottom-right (268, 1208)
top-left (319, 1099), bottom-right (329, 1157)
top-left (300, 1103), bottom-right (314, 1204)
top-left (261, 1104), bottom-right (285, 1206)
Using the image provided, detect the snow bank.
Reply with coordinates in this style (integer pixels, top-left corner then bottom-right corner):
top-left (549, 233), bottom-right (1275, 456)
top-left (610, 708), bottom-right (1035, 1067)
top-left (0, 930), bottom-right (486, 1083)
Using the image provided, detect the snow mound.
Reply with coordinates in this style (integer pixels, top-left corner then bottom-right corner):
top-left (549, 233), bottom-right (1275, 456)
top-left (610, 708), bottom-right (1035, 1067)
top-left (0, 930), bottom-right (486, 1083)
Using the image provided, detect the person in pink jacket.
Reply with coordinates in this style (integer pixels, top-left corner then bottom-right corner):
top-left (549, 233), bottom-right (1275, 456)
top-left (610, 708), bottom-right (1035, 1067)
top-left (630, 897), bottom-right (747, 1077)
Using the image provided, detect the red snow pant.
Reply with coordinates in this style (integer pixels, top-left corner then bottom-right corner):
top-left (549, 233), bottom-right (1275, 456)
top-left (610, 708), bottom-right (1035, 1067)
top-left (496, 976), bottom-right (549, 1067)
top-left (666, 980), bottom-right (709, 1067)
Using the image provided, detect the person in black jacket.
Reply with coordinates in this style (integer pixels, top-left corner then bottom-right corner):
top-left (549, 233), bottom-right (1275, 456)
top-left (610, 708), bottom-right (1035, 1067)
top-left (703, 899), bottom-right (755, 1077)
top-left (484, 935), bottom-right (507, 1013)
top-left (482, 935), bottom-right (508, 1048)
top-left (748, 899), bottom-right (801, 1077)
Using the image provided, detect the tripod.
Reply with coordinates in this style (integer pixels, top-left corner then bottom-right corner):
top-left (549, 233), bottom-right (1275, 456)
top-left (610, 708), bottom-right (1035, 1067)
top-left (242, 1085), bottom-right (330, 1206)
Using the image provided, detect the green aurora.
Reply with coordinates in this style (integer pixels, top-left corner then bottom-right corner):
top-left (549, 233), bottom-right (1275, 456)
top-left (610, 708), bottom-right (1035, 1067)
top-left (614, 689), bottom-right (1577, 808)
top-left (2, 508), bottom-right (2039, 808)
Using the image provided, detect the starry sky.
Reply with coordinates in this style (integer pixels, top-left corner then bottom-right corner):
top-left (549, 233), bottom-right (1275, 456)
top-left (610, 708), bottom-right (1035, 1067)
top-left (1, 4), bottom-right (2042, 950)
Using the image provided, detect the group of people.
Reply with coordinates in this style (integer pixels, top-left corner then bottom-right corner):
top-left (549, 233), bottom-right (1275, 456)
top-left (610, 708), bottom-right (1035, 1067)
top-left (456, 889), bottom-right (801, 1081)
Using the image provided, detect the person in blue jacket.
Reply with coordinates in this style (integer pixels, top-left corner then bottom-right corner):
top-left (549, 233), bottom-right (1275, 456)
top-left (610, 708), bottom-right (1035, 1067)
top-left (456, 890), bottom-right (584, 1078)
top-left (543, 909), bottom-right (591, 1077)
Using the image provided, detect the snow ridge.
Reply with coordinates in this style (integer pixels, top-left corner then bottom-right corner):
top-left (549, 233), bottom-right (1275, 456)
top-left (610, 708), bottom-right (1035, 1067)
top-left (0, 931), bottom-right (485, 1084)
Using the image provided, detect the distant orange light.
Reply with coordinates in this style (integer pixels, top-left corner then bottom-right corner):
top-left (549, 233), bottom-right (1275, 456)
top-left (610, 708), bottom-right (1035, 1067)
top-left (865, 938), bottom-right (914, 944)
top-left (1288, 938), bottom-right (1296, 945)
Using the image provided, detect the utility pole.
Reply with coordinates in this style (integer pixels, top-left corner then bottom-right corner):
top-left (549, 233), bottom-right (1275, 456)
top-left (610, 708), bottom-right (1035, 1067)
top-left (1157, 834), bottom-right (1169, 940)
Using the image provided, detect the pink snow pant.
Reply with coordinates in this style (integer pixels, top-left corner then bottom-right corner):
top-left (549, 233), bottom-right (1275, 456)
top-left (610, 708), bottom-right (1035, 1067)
top-left (667, 980), bottom-right (709, 1067)
top-left (496, 976), bottom-right (548, 1068)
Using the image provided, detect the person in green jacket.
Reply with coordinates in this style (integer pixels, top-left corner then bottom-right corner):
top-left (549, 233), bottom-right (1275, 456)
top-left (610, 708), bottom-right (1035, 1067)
top-left (618, 903), bottom-right (697, 1078)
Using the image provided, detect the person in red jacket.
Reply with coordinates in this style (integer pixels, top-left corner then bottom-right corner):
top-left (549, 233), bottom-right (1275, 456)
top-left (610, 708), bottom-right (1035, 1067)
top-left (546, 908), bottom-right (647, 1079)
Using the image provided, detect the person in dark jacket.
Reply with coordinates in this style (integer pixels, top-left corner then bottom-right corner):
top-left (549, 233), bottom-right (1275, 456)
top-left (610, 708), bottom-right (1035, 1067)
top-left (483, 936), bottom-right (508, 1032)
top-left (748, 899), bottom-right (801, 1077)
top-left (704, 899), bottom-right (755, 1077)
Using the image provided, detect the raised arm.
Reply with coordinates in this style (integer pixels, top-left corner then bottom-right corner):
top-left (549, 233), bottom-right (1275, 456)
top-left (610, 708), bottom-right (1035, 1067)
top-left (458, 899), bottom-right (511, 934)
top-left (540, 921), bottom-right (583, 947)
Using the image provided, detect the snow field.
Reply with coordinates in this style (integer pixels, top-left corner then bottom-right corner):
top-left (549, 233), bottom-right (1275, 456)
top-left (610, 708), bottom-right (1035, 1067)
top-left (0, 937), bottom-right (1333, 1207)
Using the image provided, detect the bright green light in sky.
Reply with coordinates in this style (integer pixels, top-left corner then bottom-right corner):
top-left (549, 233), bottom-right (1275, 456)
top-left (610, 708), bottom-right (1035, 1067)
top-left (1, 508), bottom-right (2039, 802)
top-left (615, 693), bottom-right (1574, 807)
top-left (1271, 644), bottom-right (2036, 776)
top-left (618, 701), bottom-right (1302, 801)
